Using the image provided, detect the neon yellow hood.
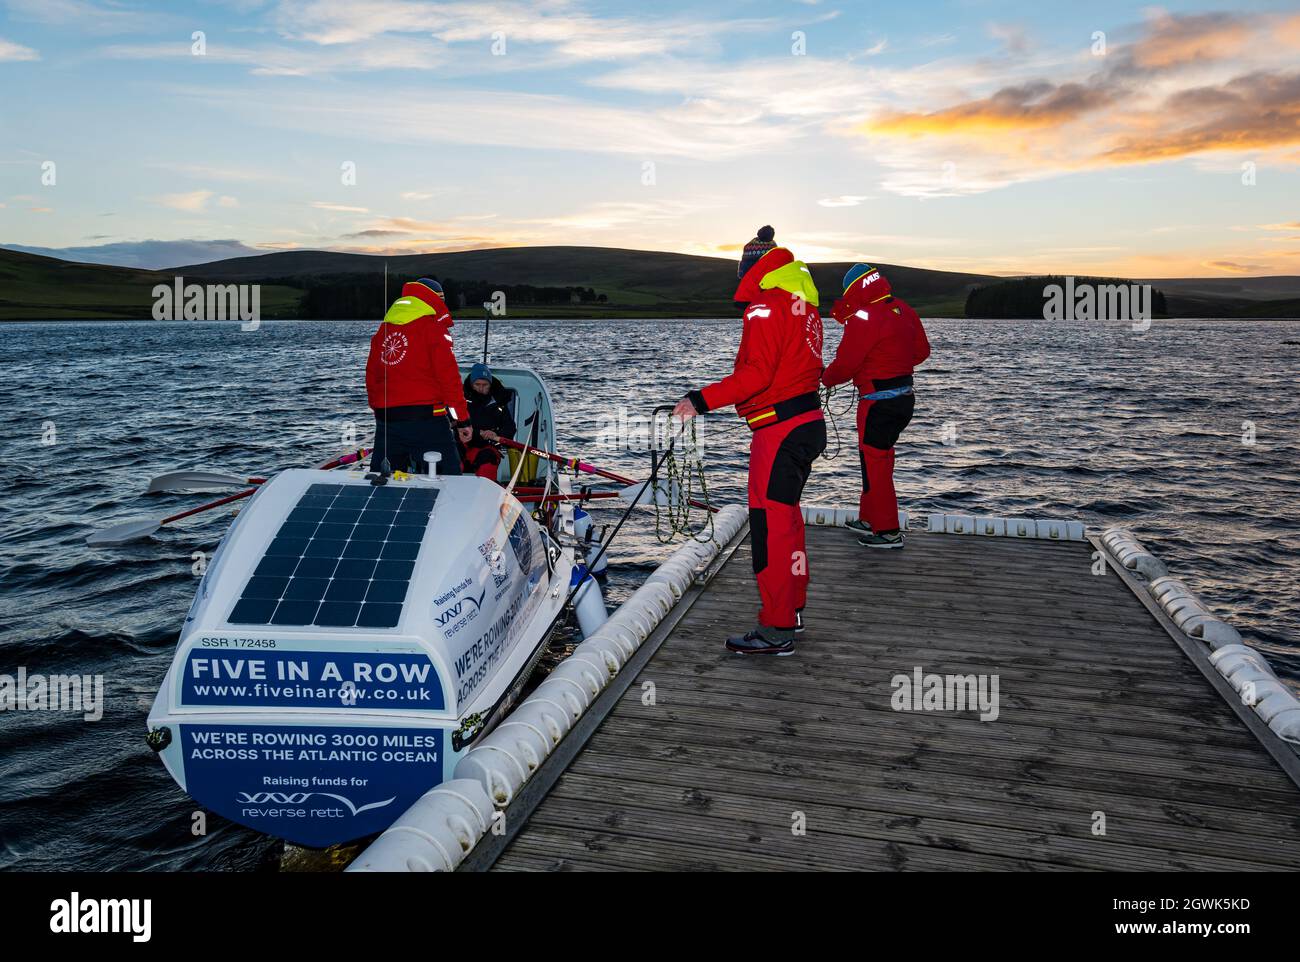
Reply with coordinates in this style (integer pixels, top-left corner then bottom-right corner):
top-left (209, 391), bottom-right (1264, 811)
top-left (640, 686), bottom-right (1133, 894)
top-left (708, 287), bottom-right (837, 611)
top-left (382, 296), bottom-right (435, 326)
top-left (758, 260), bottom-right (820, 307)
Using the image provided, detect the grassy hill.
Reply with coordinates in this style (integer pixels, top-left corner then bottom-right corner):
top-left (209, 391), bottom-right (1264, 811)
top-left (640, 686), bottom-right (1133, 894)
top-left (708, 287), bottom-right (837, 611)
top-left (0, 248), bottom-right (302, 320)
top-left (3, 244), bottom-right (1298, 320)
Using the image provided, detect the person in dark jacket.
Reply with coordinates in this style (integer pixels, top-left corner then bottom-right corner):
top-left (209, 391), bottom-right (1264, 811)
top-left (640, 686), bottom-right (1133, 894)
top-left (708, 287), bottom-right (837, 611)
top-left (674, 232), bottom-right (825, 656)
top-left (462, 362), bottom-right (516, 443)
top-left (365, 278), bottom-right (465, 475)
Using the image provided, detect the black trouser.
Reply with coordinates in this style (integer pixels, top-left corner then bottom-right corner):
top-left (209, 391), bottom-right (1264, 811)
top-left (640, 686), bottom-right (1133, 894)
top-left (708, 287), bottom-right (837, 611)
top-left (370, 411), bottom-right (462, 476)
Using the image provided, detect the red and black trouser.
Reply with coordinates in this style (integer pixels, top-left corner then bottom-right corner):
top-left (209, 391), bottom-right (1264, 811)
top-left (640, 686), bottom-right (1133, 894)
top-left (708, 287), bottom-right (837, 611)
top-left (856, 375), bottom-right (915, 533)
top-left (743, 393), bottom-right (827, 630)
top-left (462, 443), bottom-right (501, 480)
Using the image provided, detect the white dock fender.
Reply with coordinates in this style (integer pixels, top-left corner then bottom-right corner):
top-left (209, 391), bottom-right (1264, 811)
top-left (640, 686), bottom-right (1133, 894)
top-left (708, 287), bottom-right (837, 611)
top-left (1250, 683), bottom-right (1300, 722)
top-left (456, 744), bottom-right (529, 805)
top-left (1268, 709), bottom-right (1300, 744)
top-left (975, 516), bottom-right (1007, 537)
top-left (945, 514), bottom-right (976, 535)
top-left (531, 675), bottom-right (589, 719)
top-left (552, 650), bottom-right (611, 692)
top-left (485, 720), bottom-right (551, 772)
top-left (1007, 518), bottom-right (1037, 538)
top-left (346, 779), bottom-right (495, 873)
top-left (571, 639), bottom-right (623, 677)
top-left (504, 700), bottom-right (570, 746)
top-left (1101, 527), bottom-right (1169, 579)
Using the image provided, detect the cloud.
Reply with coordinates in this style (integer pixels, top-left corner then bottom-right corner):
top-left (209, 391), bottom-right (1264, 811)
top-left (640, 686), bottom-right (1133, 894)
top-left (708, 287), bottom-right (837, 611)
top-left (5, 0), bottom-right (159, 34)
top-left (1126, 11), bottom-right (1252, 70)
top-left (1205, 260), bottom-right (1270, 274)
top-left (847, 10), bottom-right (1300, 196)
top-left (154, 189), bottom-right (215, 212)
top-left (1101, 71), bottom-right (1300, 164)
top-left (0, 37), bottom-right (39, 61)
top-left (178, 84), bottom-right (797, 159)
top-left (817, 195), bottom-right (871, 207)
top-left (865, 80), bottom-right (1118, 136)
top-left (312, 201), bottom-right (369, 213)
top-left (218, 196), bottom-right (239, 208)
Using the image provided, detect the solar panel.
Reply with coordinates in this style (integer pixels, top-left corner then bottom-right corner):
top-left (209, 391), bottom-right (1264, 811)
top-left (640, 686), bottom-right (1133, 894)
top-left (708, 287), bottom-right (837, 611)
top-left (228, 482), bottom-right (438, 629)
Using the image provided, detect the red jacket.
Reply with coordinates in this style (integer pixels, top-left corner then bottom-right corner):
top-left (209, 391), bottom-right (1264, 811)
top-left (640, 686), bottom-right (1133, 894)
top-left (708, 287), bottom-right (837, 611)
top-left (365, 284), bottom-right (465, 418)
top-left (692, 248), bottom-right (824, 422)
top-left (822, 296), bottom-right (930, 393)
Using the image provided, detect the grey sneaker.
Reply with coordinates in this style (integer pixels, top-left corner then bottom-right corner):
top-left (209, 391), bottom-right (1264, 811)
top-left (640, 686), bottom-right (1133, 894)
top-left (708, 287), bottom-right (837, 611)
top-left (858, 529), bottom-right (905, 549)
top-left (845, 518), bottom-right (872, 535)
top-left (725, 628), bottom-right (795, 656)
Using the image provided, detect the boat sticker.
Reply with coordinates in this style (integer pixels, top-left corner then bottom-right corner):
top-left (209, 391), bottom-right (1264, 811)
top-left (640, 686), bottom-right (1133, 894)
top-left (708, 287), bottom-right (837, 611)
top-left (478, 535), bottom-right (509, 591)
top-left (179, 650), bottom-right (444, 710)
top-left (434, 586), bottom-right (487, 640)
top-left (452, 584), bottom-right (529, 709)
top-left (507, 513), bottom-right (535, 580)
top-left (180, 722), bottom-right (443, 847)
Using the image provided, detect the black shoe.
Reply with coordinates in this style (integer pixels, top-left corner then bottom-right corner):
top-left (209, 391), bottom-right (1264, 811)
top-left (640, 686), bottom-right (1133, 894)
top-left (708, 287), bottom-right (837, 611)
top-left (845, 518), bottom-right (872, 535)
top-left (725, 629), bottom-right (795, 656)
top-left (858, 530), bottom-right (904, 549)
top-left (795, 608), bottom-right (805, 633)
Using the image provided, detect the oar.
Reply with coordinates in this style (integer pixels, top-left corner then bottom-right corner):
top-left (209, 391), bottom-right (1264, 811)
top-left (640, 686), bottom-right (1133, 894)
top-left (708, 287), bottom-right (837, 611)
top-left (498, 437), bottom-right (716, 513)
top-left (144, 448), bottom-right (370, 494)
top-left (515, 491), bottom-right (623, 505)
top-left (86, 489), bottom-right (256, 545)
top-left (147, 470), bottom-right (267, 494)
top-left (87, 448), bottom-right (372, 546)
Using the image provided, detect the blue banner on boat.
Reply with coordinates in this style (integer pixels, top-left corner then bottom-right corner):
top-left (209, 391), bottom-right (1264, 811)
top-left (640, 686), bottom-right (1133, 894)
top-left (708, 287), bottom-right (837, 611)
top-left (180, 650), bottom-right (444, 710)
top-left (180, 722), bottom-right (444, 847)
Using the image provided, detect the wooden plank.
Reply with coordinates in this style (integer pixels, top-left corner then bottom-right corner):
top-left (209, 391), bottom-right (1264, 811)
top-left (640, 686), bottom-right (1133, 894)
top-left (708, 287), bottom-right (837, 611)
top-left (538, 770), bottom-right (1297, 872)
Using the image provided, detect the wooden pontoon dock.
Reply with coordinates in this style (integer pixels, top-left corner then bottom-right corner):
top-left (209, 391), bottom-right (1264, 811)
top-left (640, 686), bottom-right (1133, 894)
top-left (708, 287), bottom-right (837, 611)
top-left (462, 525), bottom-right (1300, 872)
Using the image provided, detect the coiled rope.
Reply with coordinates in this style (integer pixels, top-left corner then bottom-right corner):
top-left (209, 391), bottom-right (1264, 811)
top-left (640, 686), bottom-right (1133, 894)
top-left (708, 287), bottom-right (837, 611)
top-left (652, 414), bottom-right (714, 544)
top-left (818, 381), bottom-right (856, 460)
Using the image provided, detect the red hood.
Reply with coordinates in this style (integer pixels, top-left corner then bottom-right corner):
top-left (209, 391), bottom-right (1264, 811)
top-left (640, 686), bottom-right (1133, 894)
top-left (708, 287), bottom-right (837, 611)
top-left (733, 247), bottom-right (795, 303)
top-left (399, 281), bottom-right (452, 323)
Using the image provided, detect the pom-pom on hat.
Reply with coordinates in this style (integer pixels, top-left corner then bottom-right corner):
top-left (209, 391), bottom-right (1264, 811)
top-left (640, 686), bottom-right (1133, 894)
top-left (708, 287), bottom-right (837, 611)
top-left (738, 225), bottom-right (778, 279)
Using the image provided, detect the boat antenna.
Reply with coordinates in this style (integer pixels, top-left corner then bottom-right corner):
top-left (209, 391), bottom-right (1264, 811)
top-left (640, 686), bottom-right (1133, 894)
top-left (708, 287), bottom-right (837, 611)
top-left (482, 300), bottom-right (491, 364)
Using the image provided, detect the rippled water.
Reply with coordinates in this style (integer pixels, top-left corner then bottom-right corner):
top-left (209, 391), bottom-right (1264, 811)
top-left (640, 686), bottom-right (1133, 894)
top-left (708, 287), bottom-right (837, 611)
top-left (1, 317), bottom-right (1296, 871)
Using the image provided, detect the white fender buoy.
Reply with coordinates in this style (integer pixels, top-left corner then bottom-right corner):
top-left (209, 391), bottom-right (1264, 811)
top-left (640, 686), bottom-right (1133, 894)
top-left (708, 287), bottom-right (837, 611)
top-left (531, 676), bottom-right (589, 719)
top-left (456, 744), bottom-right (528, 806)
top-left (1268, 709), bottom-right (1300, 744)
top-left (975, 516), bottom-right (1006, 537)
top-left (346, 779), bottom-right (494, 872)
top-left (570, 565), bottom-right (608, 639)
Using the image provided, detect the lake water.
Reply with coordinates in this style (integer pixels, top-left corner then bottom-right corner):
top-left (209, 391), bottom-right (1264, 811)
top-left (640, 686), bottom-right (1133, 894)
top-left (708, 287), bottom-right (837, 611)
top-left (0, 316), bottom-right (1296, 870)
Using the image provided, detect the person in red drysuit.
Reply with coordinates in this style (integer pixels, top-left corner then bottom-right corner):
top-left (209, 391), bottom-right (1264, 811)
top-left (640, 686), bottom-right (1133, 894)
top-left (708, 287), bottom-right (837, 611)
top-left (365, 278), bottom-right (466, 475)
top-left (457, 422), bottom-right (502, 481)
top-left (821, 264), bottom-right (931, 547)
top-left (674, 231), bottom-right (825, 656)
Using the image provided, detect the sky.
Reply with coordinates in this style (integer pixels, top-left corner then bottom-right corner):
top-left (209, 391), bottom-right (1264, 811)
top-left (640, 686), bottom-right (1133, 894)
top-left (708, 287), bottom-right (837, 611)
top-left (0, 0), bottom-right (1298, 277)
